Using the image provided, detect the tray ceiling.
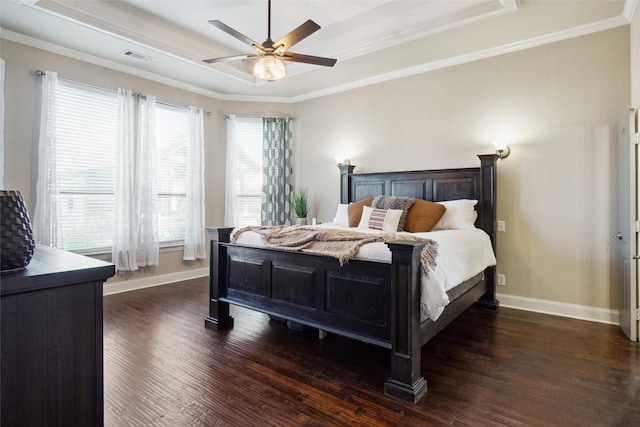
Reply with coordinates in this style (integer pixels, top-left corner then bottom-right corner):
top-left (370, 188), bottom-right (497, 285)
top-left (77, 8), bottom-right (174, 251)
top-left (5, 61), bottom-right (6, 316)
top-left (0, 0), bottom-right (633, 102)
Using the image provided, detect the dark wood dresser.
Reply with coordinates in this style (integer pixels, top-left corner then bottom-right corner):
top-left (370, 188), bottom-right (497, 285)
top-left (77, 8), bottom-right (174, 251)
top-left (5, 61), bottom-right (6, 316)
top-left (1, 245), bottom-right (115, 427)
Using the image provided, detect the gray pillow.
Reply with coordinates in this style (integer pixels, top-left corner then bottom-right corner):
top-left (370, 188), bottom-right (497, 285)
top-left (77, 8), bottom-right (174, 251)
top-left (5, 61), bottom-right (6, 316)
top-left (372, 195), bottom-right (415, 232)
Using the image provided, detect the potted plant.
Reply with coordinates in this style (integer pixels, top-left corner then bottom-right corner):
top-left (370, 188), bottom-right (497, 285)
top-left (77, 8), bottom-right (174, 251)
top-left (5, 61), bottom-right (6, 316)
top-left (292, 188), bottom-right (309, 225)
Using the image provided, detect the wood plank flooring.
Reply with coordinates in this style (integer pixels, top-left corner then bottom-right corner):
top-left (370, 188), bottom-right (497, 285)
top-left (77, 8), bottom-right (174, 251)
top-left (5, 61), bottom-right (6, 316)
top-left (103, 277), bottom-right (640, 426)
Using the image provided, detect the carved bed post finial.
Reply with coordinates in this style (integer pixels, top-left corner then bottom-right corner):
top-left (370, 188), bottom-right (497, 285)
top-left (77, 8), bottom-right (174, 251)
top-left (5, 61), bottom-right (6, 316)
top-left (338, 164), bottom-right (355, 204)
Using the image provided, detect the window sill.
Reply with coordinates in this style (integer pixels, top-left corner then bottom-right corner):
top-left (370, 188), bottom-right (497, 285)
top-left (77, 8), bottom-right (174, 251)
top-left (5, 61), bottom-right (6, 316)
top-left (69, 243), bottom-right (185, 261)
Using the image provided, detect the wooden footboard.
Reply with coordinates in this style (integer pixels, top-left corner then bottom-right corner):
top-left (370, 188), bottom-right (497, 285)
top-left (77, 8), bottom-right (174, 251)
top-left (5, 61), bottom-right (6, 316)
top-left (205, 227), bottom-right (430, 402)
top-left (205, 154), bottom-right (498, 403)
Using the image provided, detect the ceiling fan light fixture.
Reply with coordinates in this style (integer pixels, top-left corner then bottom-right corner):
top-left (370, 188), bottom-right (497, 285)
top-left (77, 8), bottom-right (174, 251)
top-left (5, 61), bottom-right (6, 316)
top-left (253, 55), bottom-right (286, 81)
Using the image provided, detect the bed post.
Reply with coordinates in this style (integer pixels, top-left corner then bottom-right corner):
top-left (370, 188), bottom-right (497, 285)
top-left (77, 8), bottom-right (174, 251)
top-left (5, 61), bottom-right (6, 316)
top-left (338, 163), bottom-right (356, 204)
top-left (205, 227), bottom-right (235, 330)
top-left (476, 154), bottom-right (499, 311)
top-left (384, 241), bottom-right (428, 403)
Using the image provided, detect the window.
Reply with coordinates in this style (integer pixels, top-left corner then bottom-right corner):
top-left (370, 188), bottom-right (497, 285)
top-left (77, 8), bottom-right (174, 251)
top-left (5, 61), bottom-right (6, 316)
top-left (56, 81), bottom-right (118, 252)
top-left (225, 116), bottom-right (294, 228)
top-left (230, 117), bottom-right (263, 228)
top-left (155, 105), bottom-right (188, 243)
top-left (53, 82), bottom-right (190, 252)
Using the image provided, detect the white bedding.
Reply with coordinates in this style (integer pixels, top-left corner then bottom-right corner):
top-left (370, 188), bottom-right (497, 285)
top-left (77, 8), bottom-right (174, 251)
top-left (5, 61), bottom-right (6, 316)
top-left (231, 223), bottom-right (496, 321)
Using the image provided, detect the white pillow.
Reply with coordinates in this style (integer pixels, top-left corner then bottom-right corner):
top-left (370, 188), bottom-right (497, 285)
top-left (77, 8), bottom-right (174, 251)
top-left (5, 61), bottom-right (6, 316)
top-left (357, 206), bottom-right (402, 232)
top-left (433, 199), bottom-right (478, 230)
top-left (332, 204), bottom-right (349, 227)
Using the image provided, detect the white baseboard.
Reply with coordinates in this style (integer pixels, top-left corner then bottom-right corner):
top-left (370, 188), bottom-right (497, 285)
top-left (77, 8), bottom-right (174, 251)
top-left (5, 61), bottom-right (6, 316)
top-left (103, 267), bottom-right (209, 296)
top-left (497, 293), bottom-right (619, 325)
top-left (102, 275), bottom-right (619, 325)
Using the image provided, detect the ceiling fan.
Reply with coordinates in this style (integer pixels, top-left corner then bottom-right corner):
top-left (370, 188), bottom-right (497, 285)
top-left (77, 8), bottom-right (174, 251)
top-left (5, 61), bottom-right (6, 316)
top-left (203, 0), bottom-right (337, 81)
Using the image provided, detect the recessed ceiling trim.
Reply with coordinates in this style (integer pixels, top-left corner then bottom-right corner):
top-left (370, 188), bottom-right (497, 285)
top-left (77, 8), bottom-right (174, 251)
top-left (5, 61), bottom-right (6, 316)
top-left (24, 0), bottom-right (261, 86)
top-left (315, 0), bottom-right (520, 62)
top-left (28, 0), bottom-right (520, 85)
top-left (285, 13), bottom-right (630, 104)
top-left (0, 28), bottom-right (230, 101)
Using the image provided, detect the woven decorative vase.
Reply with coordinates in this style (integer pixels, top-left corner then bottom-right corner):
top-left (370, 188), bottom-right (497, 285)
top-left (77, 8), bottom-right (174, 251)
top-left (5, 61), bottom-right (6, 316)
top-left (0, 190), bottom-right (36, 272)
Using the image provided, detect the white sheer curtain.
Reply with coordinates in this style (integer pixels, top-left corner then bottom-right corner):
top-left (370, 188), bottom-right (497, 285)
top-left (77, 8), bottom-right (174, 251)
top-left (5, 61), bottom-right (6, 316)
top-left (33, 70), bottom-right (61, 247)
top-left (224, 114), bottom-right (238, 227)
top-left (183, 106), bottom-right (206, 260)
top-left (135, 94), bottom-right (159, 266)
top-left (112, 89), bottom-right (137, 272)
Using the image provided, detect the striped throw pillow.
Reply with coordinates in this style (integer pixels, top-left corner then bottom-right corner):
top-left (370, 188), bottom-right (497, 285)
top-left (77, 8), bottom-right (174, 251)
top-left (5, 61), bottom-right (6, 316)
top-left (368, 208), bottom-right (388, 230)
top-left (357, 206), bottom-right (402, 232)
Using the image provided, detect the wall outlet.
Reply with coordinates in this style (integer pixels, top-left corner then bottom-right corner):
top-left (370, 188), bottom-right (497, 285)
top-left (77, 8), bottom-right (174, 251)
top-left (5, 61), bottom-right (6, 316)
top-left (497, 220), bottom-right (506, 232)
top-left (497, 274), bottom-right (506, 286)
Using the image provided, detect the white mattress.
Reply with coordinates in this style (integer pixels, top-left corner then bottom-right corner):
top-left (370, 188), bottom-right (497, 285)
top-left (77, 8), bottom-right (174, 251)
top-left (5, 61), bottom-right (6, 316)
top-left (232, 223), bottom-right (497, 321)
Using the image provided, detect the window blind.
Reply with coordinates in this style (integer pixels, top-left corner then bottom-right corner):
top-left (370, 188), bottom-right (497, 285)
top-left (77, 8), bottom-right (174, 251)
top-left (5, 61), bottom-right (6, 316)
top-left (155, 104), bottom-right (188, 243)
top-left (233, 117), bottom-right (263, 227)
top-left (55, 81), bottom-right (118, 252)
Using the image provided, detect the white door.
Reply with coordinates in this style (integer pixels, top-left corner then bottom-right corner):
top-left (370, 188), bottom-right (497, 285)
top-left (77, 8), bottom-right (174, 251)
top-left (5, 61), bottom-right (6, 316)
top-left (617, 108), bottom-right (639, 341)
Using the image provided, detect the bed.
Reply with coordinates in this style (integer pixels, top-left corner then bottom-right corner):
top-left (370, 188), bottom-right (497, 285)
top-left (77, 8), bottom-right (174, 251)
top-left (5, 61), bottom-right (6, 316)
top-left (205, 154), bottom-right (499, 403)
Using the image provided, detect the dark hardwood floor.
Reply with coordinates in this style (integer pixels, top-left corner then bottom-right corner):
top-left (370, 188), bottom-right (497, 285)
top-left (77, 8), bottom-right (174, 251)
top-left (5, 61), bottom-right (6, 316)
top-left (103, 277), bottom-right (640, 426)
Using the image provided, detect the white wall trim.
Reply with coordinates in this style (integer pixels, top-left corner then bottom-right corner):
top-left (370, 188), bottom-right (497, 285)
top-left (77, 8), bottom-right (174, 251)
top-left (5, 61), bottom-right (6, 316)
top-left (497, 293), bottom-right (619, 325)
top-left (103, 267), bottom-right (208, 296)
top-left (623, 0), bottom-right (638, 22)
top-left (0, 28), bottom-right (229, 100)
top-left (102, 274), bottom-right (619, 325)
top-left (290, 14), bottom-right (630, 103)
top-left (0, 28), bottom-right (296, 104)
top-left (103, 275), bottom-right (619, 327)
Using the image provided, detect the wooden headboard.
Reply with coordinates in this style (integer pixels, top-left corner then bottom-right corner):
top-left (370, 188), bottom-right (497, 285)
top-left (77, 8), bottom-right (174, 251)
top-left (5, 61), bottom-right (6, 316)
top-left (338, 154), bottom-right (498, 248)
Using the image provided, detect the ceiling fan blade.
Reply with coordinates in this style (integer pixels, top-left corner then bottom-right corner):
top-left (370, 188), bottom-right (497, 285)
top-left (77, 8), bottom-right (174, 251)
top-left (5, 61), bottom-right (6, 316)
top-left (203, 54), bottom-right (258, 64)
top-left (273, 20), bottom-right (321, 51)
top-left (209, 20), bottom-right (262, 49)
top-left (280, 52), bottom-right (337, 67)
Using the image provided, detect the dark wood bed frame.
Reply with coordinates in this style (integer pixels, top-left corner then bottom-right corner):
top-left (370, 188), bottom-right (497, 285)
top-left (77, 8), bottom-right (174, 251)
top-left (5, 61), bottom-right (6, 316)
top-left (205, 154), bottom-right (499, 403)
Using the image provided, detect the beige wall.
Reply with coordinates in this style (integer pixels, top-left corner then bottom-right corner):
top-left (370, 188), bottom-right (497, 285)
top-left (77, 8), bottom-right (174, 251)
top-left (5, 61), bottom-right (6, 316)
top-left (293, 27), bottom-right (630, 310)
top-left (1, 24), bottom-right (632, 310)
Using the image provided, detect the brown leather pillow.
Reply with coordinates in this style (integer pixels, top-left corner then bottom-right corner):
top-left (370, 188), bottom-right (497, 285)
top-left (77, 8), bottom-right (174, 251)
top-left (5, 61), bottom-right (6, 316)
top-left (404, 199), bottom-right (446, 233)
top-left (347, 197), bottom-right (374, 227)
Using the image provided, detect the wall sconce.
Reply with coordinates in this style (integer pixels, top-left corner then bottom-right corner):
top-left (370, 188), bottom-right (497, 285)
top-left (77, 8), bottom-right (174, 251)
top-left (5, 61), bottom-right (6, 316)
top-left (334, 156), bottom-right (351, 165)
top-left (493, 141), bottom-right (511, 159)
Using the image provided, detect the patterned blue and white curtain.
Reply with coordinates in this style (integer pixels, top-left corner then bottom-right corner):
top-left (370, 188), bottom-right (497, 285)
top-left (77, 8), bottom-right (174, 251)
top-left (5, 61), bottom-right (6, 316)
top-left (261, 118), bottom-right (293, 226)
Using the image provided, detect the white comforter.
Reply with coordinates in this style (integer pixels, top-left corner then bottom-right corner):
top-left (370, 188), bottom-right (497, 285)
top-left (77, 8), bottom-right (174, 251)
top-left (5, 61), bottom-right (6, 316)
top-left (231, 224), bottom-right (496, 321)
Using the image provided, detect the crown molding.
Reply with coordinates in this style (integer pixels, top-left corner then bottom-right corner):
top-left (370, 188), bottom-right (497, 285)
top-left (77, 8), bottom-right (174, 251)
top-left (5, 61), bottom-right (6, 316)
top-left (286, 13), bottom-right (630, 103)
top-left (1, 28), bottom-right (297, 103)
top-left (623, 0), bottom-right (638, 22)
top-left (327, 0), bottom-right (520, 63)
top-left (0, 28), bottom-right (229, 100)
